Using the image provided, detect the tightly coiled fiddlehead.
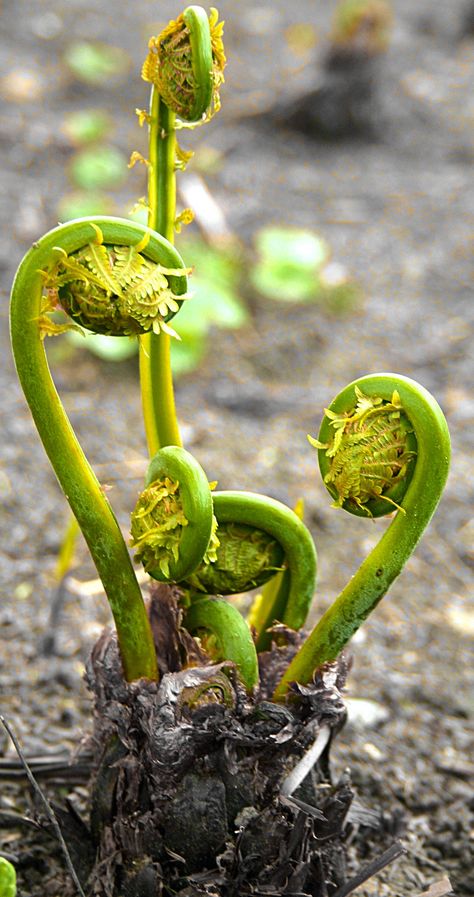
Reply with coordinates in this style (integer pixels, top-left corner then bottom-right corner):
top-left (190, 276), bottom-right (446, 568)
top-left (10, 216), bottom-right (189, 682)
top-left (129, 448), bottom-right (277, 689)
top-left (205, 492), bottom-right (317, 636)
top-left (32, 218), bottom-right (189, 339)
top-left (44, 224), bottom-right (189, 338)
top-left (130, 445), bottom-right (216, 583)
top-left (273, 373), bottom-right (450, 699)
top-left (142, 5), bottom-right (225, 123)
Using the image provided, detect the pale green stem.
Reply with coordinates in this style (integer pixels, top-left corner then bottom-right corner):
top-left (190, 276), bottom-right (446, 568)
top-left (139, 88), bottom-right (181, 454)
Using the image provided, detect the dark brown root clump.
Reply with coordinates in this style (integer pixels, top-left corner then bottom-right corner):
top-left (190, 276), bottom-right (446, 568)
top-left (81, 586), bottom-right (352, 897)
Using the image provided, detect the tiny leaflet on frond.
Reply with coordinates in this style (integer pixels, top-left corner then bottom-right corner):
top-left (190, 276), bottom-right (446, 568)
top-left (36, 293), bottom-right (85, 340)
top-left (175, 143), bottom-right (194, 171)
top-left (130, 477), bottom-right (188, 578)
top-left (135, 108), bottom-right (151, 127)
top-left (185, 522), bottom-right (285, 595)
top-left (174, 208), bottom-right (194, 233)
top-left (128, 150), bottom-right (150, 169)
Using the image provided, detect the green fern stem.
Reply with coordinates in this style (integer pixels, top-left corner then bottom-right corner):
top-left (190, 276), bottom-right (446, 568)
top-left (273, 373), bottom-right (450, 700)
top-left (10, 217), bottom-right (187, 682)
top-left (139, 6), bottom-right (225, 455)
top-left (184, 597), bottom-right (259, 691)
top-left (140, 90), bottom-right (180, 455)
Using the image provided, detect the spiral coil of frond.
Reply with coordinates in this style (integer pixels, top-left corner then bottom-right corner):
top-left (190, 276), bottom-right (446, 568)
top-left (309, 386), bottom-right (416, 517)
top-left (42, 230), bottom-right (190, 338)
top-left (142, 6), bottom-right (225, 122)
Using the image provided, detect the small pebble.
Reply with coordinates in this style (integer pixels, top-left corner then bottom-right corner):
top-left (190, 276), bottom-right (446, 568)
top-left (345, 697), bottom-right (390, 729)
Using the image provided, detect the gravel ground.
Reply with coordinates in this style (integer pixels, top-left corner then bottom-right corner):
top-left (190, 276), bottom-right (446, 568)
top-left (0, 1), bottom-right (473, 894)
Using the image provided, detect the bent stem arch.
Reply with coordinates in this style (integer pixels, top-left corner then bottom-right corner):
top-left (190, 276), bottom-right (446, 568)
top-left (184, 597), bottom-right (259, 691)
top-left (274, 373), bottom-right (450, 700)
top-left (10, 216), bottom-right (188, 681)
top-left (210, 492), bottom-right (317, 643)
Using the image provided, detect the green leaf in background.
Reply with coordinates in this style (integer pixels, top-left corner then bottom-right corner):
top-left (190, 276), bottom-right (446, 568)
top-left (318, 261), bottom-right (361, 313)
top-left (251, 226), bottom-right (330, 303)
top-left (57, 191), bottom-right (116, 222)
top-left (70, 146), bottom-right (128, 191)
top-left (66, 331), bottom-right (138, 362)
top-left (62, 109), bottom-right (113, 145)
top-left (171, 328), bottom-right (208, 377)
top-left (64, 42), bottom-right (131, 86)
top-left (256, 226), bottom-right (329, 271)
top-left (180, 238), bottom-right (248, 329)
top-left (171, 237), bottom-right (247, 375)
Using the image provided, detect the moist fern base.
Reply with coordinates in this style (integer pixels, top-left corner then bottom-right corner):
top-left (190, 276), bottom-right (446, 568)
top-left (81, 585), bottom-right (351, 897)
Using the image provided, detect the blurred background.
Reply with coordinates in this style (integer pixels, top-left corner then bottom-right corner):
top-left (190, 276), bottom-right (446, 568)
top-left (0, 1), bottom-right (473, 893)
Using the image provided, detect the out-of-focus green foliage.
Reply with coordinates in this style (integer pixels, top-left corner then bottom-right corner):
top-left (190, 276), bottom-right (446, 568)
top-left (69, 146), bottom-right (128, 191)
top-left (57, 192), bottom-right (115, 222)
top-left (251, 226), bottom-right (329, 302)
top-left (63, 41), bottom-right (131, 85)
top-left (62, 109), bottom-right (113, 146)
top-left (251, 225), bottom-right (359, 311)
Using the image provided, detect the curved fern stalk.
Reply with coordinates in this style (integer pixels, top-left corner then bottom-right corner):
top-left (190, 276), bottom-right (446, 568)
top-left (10, 216), bottom-right (189, 682)
top-left (184, 597), bottom-right (259, 691)
top-left (139, 5), bottom-right (226, 454)
top-left (207, 492), bottom-right (317, 642)
top-left (273, 373), bottom-right (450, 700)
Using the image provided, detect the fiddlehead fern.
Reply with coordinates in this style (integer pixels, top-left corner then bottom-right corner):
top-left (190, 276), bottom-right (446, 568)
top-left (132, 449), bottom-right (318, 650)
top-left (142, 6), bottom-right (225, 123)
top-left (44, 224), bottom-right (190, 338)
top-left (32, 218), bottom-right (189, 339)
top-left (273, 373), bottom-right (450, 700)
top-left (201, 492), bottom-right (317, 639)
top-left (130, 445), bottom-right (216, 583)
top-left (185, 521), bottom-right (285, 596)
top-left (10, 216), bottom-right (189, 682)
top-left (130, 454), bottom-right (264, 690)
top-left (139, 6), bottom-right (226, 454)
top-left (309, 384), bottom-right (416, 517)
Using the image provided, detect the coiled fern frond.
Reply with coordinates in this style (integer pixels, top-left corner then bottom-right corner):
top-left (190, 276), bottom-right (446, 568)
top-left (41, 226), bottom-right (190, 338)
top-left (142, 6), bottom-right (226, 122)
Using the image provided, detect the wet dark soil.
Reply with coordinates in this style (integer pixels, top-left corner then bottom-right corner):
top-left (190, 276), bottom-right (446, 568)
top-left (1, 1), bottom-right (473, 895)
